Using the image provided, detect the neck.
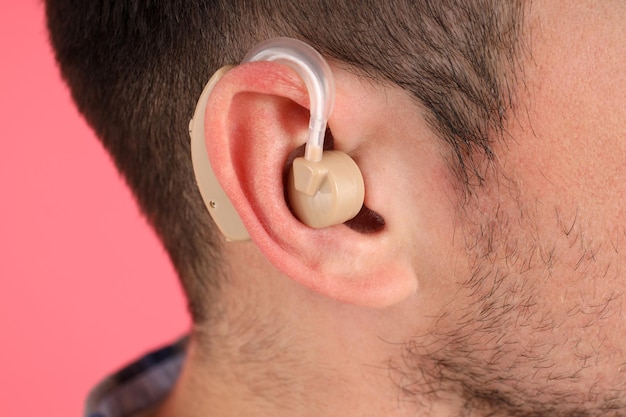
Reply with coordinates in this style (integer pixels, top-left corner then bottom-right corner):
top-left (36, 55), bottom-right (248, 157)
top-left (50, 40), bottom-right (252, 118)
top-left (153, 247), bottom-right (458, 417)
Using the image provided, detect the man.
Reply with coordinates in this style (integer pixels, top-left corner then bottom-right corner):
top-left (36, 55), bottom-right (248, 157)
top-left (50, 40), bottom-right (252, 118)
top-left (46, 0), bottom-right (626, 416)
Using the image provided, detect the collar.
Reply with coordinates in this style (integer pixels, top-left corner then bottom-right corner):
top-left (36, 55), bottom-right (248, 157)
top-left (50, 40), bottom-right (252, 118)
top-left (85, 338), bottom-right (187, 417)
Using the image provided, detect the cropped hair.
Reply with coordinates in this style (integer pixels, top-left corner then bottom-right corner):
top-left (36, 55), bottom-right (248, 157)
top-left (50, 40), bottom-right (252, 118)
top-left (46, 0), bottom-right (526, 322)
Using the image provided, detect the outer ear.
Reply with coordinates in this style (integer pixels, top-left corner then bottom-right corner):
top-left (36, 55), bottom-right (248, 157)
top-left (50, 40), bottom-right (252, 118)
top-left (203, 61), bottom-right (418, 308)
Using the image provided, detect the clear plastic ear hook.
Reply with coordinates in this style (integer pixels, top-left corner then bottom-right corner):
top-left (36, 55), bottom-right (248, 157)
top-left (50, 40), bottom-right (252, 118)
top-left (243, 37), bottom-right (335, 163)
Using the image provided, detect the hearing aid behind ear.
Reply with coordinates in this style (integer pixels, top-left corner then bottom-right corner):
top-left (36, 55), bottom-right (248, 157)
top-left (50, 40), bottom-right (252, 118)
top-left (189, 65), bottom-right (249, 241)
top-left (189, 37), bottom-right (364, 240)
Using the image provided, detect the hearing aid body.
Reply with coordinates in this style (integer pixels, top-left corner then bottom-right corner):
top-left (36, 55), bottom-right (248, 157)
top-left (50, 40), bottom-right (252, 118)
top-left (189, 37), bottom-right (364, 241)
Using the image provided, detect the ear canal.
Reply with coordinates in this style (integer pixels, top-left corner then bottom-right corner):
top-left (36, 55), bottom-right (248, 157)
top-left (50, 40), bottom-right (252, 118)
top-left (287, 150), bottom-right (365, 228)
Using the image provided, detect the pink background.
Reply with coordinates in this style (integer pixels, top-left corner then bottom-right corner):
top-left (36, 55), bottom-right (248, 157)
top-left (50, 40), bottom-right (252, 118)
top-left (1, 1), bottom-right (190, 415)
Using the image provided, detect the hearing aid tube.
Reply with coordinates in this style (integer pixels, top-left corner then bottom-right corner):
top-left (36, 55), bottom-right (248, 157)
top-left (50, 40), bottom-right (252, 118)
top-left (242, 37), bottom-right (335, 163)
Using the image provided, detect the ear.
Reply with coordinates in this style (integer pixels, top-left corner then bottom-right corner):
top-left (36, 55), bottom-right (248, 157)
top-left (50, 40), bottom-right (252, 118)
top-left (203, 61), bottom-right (418, 308)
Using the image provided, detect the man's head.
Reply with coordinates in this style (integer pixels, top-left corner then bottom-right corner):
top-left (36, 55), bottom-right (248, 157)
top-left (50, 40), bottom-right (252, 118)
top-left (46, 1), bottom-right (626, 415)
top-left (45, 0), bottom-right (524, 319)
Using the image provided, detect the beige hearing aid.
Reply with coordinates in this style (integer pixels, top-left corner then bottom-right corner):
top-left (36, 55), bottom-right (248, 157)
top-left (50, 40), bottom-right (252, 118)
top-left (288, 149), bottom-right (364, 228)
top-left (189, 37), bottom-right (364, 240)
top-left (189, 65), bottom-right (249, 241)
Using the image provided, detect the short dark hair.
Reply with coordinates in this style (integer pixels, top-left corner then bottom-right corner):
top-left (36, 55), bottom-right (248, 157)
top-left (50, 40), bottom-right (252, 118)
top-left (45, 0), bottom-right (526, 322)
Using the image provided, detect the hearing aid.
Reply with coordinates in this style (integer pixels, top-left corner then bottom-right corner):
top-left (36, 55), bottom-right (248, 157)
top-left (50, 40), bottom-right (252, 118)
top-left (189, 37), bottom-right (364, 241)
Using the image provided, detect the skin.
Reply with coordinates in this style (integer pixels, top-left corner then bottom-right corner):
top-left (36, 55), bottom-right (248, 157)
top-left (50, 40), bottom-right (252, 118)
top-left (151, 1), bottom-right (626, 416)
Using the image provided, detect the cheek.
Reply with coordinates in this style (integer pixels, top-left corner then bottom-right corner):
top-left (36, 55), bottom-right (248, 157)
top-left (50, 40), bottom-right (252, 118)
top-left (407, 3), bottom-right (626, 399)
top-left (458, 175), bottom-right (626, 381)
top-left (505, 0), bottom-right (626, 237)
top-left (478, 0), bottom-right (626, 299)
